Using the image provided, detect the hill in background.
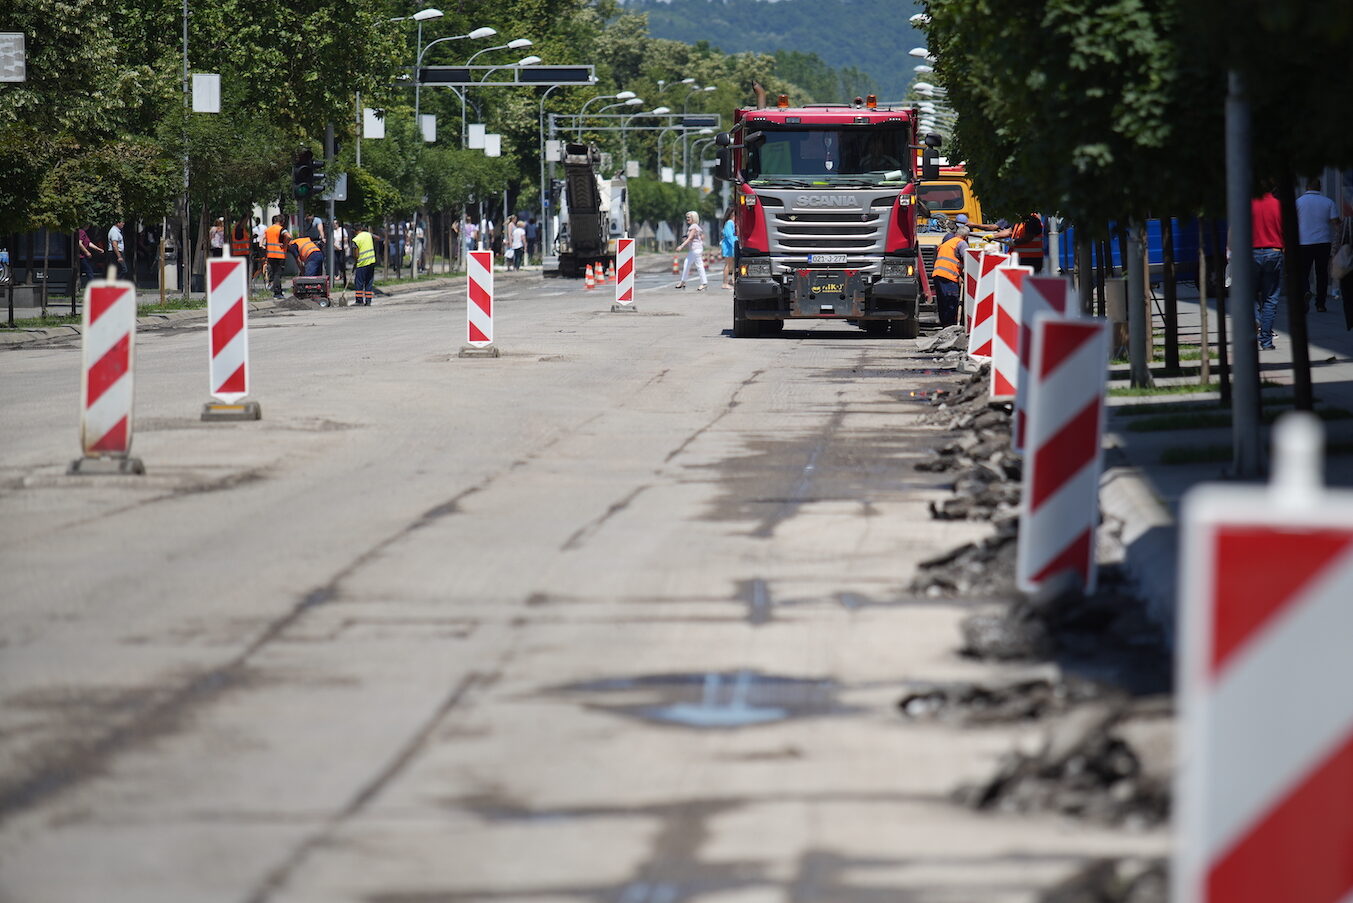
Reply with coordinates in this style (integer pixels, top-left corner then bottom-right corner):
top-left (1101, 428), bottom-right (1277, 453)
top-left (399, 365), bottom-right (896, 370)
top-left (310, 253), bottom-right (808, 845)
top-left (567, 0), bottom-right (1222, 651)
top-left (626, 0), bottom-right (925, 103)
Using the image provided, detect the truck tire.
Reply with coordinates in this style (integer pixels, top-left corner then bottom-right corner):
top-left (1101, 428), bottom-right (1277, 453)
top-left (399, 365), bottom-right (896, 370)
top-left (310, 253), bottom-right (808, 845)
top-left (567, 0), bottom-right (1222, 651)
top-left (763, 319), bottom-right (784, 335)
top-left (892, 317), bottom-right (920, 339)
top-left (863, 320), bottom-right (889, 337)
top-left (733, 300), bottom-right (758, 338)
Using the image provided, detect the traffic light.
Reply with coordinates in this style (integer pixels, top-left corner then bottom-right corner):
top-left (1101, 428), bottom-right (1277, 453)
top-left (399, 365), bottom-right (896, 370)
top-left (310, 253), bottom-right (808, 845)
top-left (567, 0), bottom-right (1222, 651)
top-left (292, 150), bottom-right (314, 199)
top-left (309, 155), bottom-right (326, 196)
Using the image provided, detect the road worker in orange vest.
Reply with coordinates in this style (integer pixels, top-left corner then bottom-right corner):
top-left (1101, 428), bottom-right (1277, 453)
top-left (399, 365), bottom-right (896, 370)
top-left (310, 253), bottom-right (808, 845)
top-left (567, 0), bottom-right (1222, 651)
top-left (264, 214), bottom-right (291, 298)
top-left (932, 224), bottom-right (969, 326)
top-left (230, 216), bottom-right (253, 270)
top-left (289, 233), bottom-right (324, 277)
top-left (990, 212), bottom-right (1045, 273)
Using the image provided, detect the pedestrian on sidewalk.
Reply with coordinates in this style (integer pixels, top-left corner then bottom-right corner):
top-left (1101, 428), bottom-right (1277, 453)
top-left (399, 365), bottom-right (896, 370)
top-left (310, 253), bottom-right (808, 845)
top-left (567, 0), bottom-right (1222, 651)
top-left (107, 219), bottom-right (128, 280)
top-left (510, 217), bottom-right (526, 270)
top-left (525, 216), bottom-right (539, 261)
top-left (932, 225), bottom-right (969, 326)
top-left (1296, 178), bottom-right (1341, 313)
top-left (675, 210), bottom-right (708, 291)
top-left (209, 217), bottom-right (226, 257)
top-left (77, 224), bottom-right (104, 285)
top-left (351, 224), bottom-right (376, 306)
top-left (1252, 189), bottom-right (1285, 351)
top-left (332, 221), bottom-right (349, 285)
top-left (720, 207), bottom-right (736, 289)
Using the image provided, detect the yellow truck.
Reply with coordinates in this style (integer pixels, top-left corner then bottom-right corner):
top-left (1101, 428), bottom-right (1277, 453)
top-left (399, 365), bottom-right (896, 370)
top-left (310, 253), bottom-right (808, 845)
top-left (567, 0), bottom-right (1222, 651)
top-left (915, 166), bottom-right (990, 278)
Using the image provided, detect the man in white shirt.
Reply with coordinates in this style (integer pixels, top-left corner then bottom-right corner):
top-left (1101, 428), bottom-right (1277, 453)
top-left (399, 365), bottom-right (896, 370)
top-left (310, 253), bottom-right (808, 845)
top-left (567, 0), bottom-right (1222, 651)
top-left (107, 219), bottom-right (127, 279)
top-left (332, 222), bottom-right (349, 283)
top-left (1295, 178), bottom-right (1341, 312)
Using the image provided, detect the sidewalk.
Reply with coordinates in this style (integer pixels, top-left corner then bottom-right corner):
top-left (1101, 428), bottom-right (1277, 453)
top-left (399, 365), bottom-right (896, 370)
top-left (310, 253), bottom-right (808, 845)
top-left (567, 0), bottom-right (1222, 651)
top-left (1099, 280), bottom-right (1353, 632)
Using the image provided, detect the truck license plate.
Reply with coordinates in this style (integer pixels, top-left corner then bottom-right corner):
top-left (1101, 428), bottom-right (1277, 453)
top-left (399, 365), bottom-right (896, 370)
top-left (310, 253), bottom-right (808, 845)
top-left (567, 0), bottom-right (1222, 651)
top-left (809, 254), bottom-right (847, 264)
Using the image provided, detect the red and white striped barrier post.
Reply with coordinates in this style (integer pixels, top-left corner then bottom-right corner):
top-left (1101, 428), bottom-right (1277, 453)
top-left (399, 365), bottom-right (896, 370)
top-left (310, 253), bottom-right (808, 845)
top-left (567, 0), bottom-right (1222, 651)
top-left (963, 247), bottom-right (983, 330)
top-left (612, 238), bottom-right (637, 313)
top-left (967, 251), bottom-right (1009, 360)
top-left (1175, 413), bottom-right (1353, 903)
top-left (71, 272), bottom-right (143, 474)
top-left (1015, 312), bottom-right (1110, 593)
top-left (1013, 276), bottom-right (1077, 452)
top-left (459, 249), bottom-right (499, 358)
top-left (202, 250), bottom-right (260, 421)
top-left (989, 264), bottom-right (1031, 401)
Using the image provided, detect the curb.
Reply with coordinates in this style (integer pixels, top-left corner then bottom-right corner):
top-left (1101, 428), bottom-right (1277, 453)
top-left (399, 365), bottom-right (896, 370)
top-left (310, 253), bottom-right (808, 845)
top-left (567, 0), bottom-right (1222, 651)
top-left (1099, 443), bottom-right (1177, 642)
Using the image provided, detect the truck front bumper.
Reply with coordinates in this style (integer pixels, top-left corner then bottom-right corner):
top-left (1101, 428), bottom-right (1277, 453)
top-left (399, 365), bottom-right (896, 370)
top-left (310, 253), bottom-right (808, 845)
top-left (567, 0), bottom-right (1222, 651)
top-left (735, 271), bottom-right (919, 320)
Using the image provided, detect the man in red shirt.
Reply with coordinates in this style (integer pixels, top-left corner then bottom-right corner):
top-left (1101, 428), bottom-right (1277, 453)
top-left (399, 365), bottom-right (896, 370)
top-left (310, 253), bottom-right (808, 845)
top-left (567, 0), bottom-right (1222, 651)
top-left (1251, 191), bottom-right (1284, 351)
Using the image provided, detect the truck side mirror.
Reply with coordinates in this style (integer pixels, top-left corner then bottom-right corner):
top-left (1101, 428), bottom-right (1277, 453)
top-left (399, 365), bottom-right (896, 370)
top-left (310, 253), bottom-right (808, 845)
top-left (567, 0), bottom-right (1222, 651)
top-left (921, 148), bottom-right (940, 182)
top-left (715, 132), bottom-right (732, 148)
top-left (925, 132), bottom-right (943, 149)
top-left (715, 148), bottom-right (733, 182)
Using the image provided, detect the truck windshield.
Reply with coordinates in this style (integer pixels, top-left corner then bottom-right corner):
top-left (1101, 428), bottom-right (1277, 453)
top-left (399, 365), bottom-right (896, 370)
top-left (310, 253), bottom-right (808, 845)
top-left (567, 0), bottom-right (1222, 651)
top-left (746, 126), bottom-right (911, 186)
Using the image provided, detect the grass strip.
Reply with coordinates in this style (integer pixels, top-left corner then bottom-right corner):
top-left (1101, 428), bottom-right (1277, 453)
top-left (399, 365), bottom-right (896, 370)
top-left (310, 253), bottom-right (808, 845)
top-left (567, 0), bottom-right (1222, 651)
top-left (1126, 407), bottom-right (1352, 433)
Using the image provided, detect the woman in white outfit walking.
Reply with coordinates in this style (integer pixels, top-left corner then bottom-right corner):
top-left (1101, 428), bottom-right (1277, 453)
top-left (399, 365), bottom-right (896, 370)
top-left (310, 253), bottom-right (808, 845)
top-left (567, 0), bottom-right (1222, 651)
top-left (674, 210), bottom-right (708, 291)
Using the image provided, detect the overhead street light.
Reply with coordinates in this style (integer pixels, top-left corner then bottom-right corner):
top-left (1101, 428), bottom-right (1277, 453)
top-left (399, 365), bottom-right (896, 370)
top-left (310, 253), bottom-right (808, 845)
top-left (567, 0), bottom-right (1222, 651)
top-left (577, 91), bottom-right (636, 138)
top-left (621, 105), bottom-right (670, 164)
top-left (458, 37), bottom-right (534, 141)
top-left (914, 64), bottom-right (933, 74)
top-left (908, 47), bottom-right (936, 62)
top-left (411, 22), bottom-right (496, 129)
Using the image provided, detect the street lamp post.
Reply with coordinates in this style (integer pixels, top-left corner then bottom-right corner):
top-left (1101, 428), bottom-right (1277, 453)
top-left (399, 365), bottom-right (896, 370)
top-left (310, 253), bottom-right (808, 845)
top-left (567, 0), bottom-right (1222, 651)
top-left (621, 106), bottom-right (669, 169)
top-left (459, 38), bottom-right (532, 142)
top-left (410, 22), bottom-right (494, 129)
top-left (682, 84), bottom-right (717, 186)
top-left (576, 91), bottom-right (636, 139)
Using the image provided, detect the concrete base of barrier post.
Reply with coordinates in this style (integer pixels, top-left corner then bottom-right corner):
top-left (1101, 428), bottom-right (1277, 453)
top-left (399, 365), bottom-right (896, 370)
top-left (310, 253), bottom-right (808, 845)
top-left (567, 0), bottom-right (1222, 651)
top-left (610, 303), bottom-right (638, 313)
top-left (201, 401), bottom-right (262, 422)
top-left (458, 345), bottom-right (501, 359)
top-left (68, 454), bottom-right (146, 476)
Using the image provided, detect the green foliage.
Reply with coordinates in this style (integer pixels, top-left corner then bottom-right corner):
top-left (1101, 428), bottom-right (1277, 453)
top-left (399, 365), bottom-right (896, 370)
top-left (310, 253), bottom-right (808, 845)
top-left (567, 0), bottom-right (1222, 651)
top-left (631, 0), bottom-right (925, 101)
top-left (925, 0), bottom-right (1223, 229)
top-left (628, 177), bottom-right (702, 227)
top-left (336, 167), bottom-right (404, 224)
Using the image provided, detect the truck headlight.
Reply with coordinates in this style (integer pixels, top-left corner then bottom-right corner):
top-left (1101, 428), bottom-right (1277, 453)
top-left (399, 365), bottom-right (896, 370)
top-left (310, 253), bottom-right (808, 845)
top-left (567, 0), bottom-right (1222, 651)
top-left (741, 260), bottom-right (772, 277)
top-left (882, 258), bottom-right (913, 277)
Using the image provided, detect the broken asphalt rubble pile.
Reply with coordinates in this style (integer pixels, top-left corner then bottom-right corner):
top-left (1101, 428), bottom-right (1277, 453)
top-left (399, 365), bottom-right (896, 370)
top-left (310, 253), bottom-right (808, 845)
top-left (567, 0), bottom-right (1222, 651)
top-left (1038, 857), bottom-right (1168, 903)
top-left (951, 698), bottom-right (1173, 829)
top-left (898, 350), bottom-right (1175, 837)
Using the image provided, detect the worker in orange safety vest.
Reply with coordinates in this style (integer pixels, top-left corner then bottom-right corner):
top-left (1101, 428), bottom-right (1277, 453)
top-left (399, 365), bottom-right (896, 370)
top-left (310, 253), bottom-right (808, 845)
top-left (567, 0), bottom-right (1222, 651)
top-left (990, 213), bottom-right (1045, 273)
top-left (931, 225), bottom-right (969, 326)
top-left (264, 214), bottom-right (291, 298)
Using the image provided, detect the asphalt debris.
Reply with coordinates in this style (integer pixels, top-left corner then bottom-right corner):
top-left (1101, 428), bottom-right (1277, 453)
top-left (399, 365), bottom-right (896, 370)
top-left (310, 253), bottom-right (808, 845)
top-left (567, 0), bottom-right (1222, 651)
top-left (909, 516), bottom-right (1019, 599)
top-left (898, 673), bottom-right (1118, 725)
top-left (953, 700), bottom-right (1172, 828)
top-left (1038, 858), bottom-right (1169, 903)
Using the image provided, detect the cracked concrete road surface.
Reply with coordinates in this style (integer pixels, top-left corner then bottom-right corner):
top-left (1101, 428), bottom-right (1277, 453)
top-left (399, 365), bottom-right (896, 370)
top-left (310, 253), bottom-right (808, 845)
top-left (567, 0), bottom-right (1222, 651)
top-left (0, 265), bottom-right (1165, 902)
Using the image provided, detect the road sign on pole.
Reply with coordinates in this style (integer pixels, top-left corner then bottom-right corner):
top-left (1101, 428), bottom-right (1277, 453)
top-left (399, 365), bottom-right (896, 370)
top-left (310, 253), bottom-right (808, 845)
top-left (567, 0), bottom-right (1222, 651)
top-left (459, 250), bottom-right (499, 358)
top-left (990, 264), bottom-right (1031, 400)
top-left (612, 238), bottom-right (636, 313)
top-left (203, 250), bottom-right (260, 421)
top-left (1016, 313), bottom-right (1110, 594)
top-left (71, 273), bottom-right (143, 474)
top-left (1175, 413), bottom-right (1353, 903)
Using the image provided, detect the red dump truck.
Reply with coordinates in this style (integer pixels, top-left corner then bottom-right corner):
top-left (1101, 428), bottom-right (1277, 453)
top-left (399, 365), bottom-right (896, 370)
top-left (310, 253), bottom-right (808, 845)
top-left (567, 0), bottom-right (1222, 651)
top-left (714, 95), bottom-right (940, 337)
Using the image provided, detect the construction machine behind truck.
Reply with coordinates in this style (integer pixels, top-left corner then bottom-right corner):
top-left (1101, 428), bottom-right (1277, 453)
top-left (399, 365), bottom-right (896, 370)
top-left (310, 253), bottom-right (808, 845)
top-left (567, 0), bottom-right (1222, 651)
top-left (714, 95), bottom-right (941, 338)
top-left (549, 142), bottom-right (629, 278)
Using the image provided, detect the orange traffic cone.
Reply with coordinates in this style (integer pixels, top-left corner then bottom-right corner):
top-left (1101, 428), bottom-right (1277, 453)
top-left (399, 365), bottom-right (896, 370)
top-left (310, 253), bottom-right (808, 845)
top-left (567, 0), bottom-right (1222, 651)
top-left (584, 262), bottom-right (595, 290)
top-left (600, 263), bottom-right (611, 285)
top-left (672, 255), bottom-right (680, 274)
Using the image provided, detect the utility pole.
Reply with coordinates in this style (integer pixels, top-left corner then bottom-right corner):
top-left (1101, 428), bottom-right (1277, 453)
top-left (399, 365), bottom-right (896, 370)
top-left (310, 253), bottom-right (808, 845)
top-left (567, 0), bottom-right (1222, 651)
top-left (1226, 69), bottom-right (1263, 478)
top-left (180, 0), bottom-right (190, 297)
top-left (325, 122), bottom-right (336, 283)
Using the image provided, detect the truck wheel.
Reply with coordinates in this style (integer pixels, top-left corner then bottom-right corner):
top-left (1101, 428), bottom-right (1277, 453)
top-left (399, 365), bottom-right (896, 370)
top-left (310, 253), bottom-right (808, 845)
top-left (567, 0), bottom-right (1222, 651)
top-left (733, 301), bottom-right (758, 338)
top-left (863, 320), bottom-right (889, 337)
top-left (762, 319), bottom-right (784, 335)
top-left (892, 317), bottom-right (920, 339)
